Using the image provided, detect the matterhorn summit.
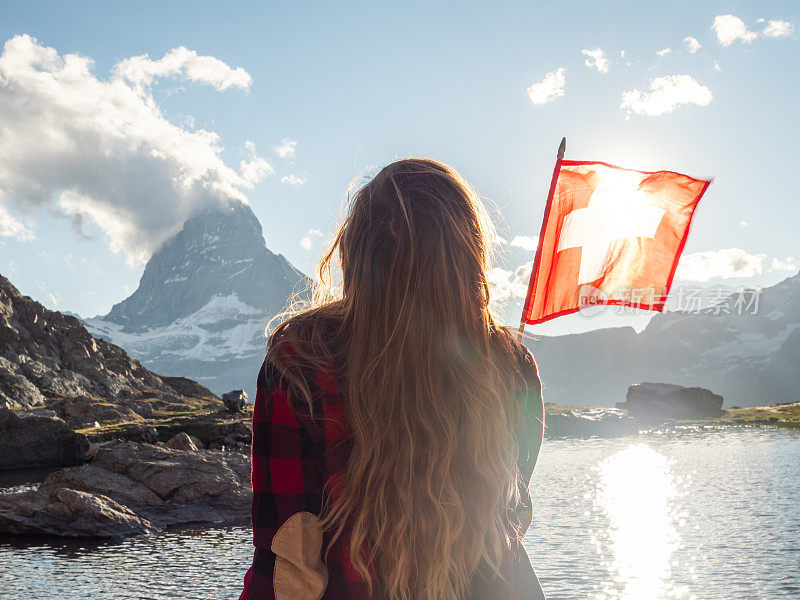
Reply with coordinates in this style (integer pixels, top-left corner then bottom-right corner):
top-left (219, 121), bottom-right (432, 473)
top-left (85, 202), bottom-right (307, 396)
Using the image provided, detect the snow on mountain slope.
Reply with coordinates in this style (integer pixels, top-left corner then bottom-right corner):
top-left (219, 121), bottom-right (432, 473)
top-left (84, 202), bottom-right (307, 397)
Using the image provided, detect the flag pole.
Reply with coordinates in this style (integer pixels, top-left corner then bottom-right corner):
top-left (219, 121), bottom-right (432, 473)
top-left (517, 137), bottom-right (566, 342)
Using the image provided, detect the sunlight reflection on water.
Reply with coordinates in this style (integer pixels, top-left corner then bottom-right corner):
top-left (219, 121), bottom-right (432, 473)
top-left (593, 444), bottom-right (682, 600)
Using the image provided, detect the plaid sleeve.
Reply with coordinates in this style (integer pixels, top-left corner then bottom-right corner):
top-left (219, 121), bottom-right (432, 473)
top-left (240, 356), bottom-right (326, 600)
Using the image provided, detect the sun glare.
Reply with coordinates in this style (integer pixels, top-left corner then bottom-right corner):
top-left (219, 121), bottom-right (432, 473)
top-left (594, 444), bottom-right (682, 600)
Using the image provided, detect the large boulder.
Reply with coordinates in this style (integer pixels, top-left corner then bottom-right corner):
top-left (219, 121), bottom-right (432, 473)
top-left (222, 389), bottom-right (248, 413)
top-left (617, 382), bottom-right (724, 423)
top-left (0, 407), bottom-right (89, 470)
top-left (0, 440), bottom-right (251, 537)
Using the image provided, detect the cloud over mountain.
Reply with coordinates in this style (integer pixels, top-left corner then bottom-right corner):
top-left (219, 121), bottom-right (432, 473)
top-left (676, 248), bottom-right (798, 282)
top-left (0, 35), bottom-right (271, 265)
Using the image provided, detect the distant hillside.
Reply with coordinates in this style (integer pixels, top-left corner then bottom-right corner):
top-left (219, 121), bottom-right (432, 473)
top-left (84, 202), bottom-right (307, 397)
top-left (528, 271), bottom-right (800, 407)
top-left (0, 273), bottom-right (218, 415)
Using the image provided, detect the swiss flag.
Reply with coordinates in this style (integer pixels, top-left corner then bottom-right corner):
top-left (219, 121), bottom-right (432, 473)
top-left (522, 160), bottom-right (711, 325)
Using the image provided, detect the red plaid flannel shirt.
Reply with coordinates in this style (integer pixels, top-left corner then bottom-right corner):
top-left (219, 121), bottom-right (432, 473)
top-left (240, 334), bottom-right (544, 600)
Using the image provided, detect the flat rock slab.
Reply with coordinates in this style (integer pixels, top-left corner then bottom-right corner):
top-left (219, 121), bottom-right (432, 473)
top-left (0, 441), bottom-right (252, 538)
top-left (0, 487), bottom-right (158, 537)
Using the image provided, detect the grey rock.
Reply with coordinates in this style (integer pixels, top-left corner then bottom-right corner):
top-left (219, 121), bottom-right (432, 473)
top-left (0, 487), bottom-right (158, 537)
top-left (0, 407), bottom-right (89, 470)
top-left (0, 441), bottom-right (251, 537)
top-left (139, 426), bottom-right (159, 444)
top-left (166, 432), bottom-right (198, 452)
top-left (222, 389), bottom-right (248, 413)
top-left (617, 382), bottom-right (724, 423)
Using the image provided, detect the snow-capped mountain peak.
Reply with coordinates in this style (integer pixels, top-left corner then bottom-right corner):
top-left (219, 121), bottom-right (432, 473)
top-left (103, 202), bottom-right (304, 331)
top-left (85, 202), bottom-right (307, 396)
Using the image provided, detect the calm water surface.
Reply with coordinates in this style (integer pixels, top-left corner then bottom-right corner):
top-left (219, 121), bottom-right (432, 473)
top-left (1, 428), bottom-right (798, 599)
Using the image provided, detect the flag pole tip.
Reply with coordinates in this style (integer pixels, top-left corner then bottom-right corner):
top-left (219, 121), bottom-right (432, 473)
top-left (557, 137), bottom-right (566, 159)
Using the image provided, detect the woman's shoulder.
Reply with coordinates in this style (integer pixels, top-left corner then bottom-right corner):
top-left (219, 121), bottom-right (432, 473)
top-left (267, 312), bottom-right (342, 362)
top-left (492, 326), bottom-right (540, 382)
top-left (261, 312), bottom-right (345, 403)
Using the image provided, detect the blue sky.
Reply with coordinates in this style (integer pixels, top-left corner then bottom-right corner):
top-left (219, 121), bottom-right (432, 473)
top-left (0, 1), bottom-right (797, 335)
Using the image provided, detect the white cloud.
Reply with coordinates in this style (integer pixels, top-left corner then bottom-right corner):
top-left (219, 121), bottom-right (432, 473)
top-left (712, 14), bottom-right (759, 46)
top-left (281, 174), bottom-right (305, 185)
top-left (299, 228), bottom-right (323, 250)
top-left (0, 203), bottom-right (34, 240)
top-left (240, 157), bottom-right (274, 187)
top-left (273, 138), bottom-right (297, 158)
top-left (683, 37), bottom-right (702, 53)
top-left (239, 141), bottom-right (274, 187)
top-left (675, 248), bottom-right (798, 282)
top-left (713, 60), bottom-right (722, 72)
top-left (771, 256), bottom-right (798, 272)
top-left (677, 248), bottom-right (765, 282)
top-left (526, 68), bottom-right (566, 105)
top-left (656, 47), bottom-right (672, 57)
top-left (739, 220), bottom-right (748, 227)
top-left (713, 15), bottom-right (793, 46)
top-left (113, 46), bottom-right (252, 91)
top-left (621, 74), bottom-right (713, 116)
top-left (581, 48), bottom-right (609, 73)
top-left (762, 19), bottom-right (794, 38)
top-left (488, 261), bottom-right (533, 303)
top-left (0, 35), bottom-right (270, 264)
top-left (510, 235), bottom-right (539, 251)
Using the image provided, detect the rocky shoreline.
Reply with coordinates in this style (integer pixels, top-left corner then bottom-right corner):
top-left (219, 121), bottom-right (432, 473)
top-left (0, 440), bottom-right (250, 537)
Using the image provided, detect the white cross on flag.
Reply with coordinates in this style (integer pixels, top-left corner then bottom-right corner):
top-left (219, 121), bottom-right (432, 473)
top-left (522, 160), bottom-right (711, 325)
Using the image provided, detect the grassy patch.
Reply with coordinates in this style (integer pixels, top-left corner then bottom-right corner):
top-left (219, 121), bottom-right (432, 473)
top-left (717, 402), bottom-right (800, 430)
top-left (75, 404), bottom-right (254, 443)
top-left (544, 401), bottom-right (800, 431)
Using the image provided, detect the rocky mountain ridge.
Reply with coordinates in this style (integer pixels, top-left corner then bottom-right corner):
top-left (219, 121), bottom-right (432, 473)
top-left (0, 273), bottom-right (218, 414)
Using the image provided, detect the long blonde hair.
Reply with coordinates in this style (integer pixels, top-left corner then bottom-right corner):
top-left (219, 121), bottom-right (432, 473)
top-left (268, 158), bottom-right (527, 600)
